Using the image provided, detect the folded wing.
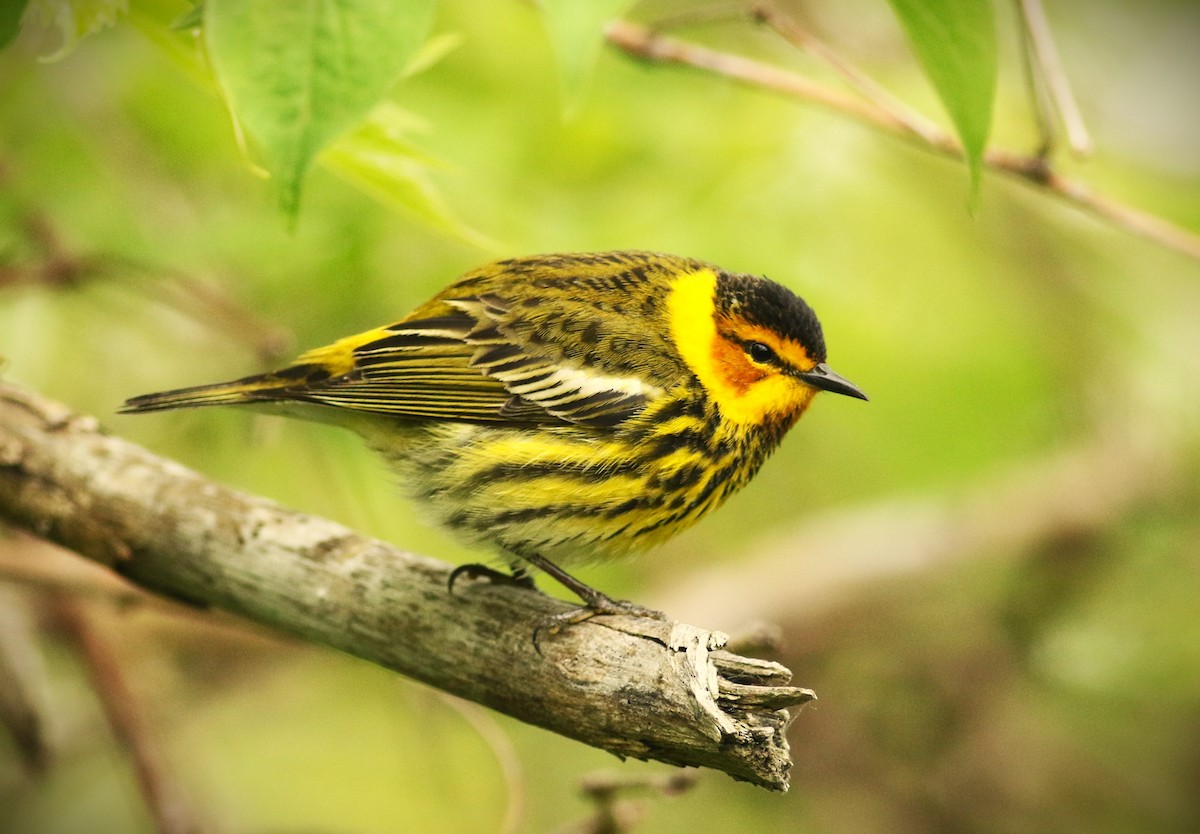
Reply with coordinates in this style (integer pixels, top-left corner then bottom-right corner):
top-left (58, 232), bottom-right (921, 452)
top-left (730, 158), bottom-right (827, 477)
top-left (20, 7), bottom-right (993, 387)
top-left (283, 294), bottom-right (661, 428)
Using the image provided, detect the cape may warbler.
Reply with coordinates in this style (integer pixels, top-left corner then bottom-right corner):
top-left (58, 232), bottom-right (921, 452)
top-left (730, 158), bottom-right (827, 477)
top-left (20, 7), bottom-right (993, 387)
top-left (123, 251), bottom-right (866, 620)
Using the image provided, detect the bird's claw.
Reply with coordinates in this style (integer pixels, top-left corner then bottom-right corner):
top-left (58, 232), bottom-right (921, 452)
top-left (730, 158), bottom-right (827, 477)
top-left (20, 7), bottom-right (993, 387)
top-left (447, 562), bottom-right (537, 595)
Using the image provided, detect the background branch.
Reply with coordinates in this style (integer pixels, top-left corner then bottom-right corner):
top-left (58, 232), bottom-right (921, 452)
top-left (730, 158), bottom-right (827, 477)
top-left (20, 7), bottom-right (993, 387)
top-left (0, 378), bottom-right (812, 792)
top-left (605, 20), bottom-right (1200, 262)
top-left (1017, 0), bottom-right (1092, 157)
top-left (0, 585), bottom-right (53, 776)
top-left (57, 599), bottom-right (206, 834)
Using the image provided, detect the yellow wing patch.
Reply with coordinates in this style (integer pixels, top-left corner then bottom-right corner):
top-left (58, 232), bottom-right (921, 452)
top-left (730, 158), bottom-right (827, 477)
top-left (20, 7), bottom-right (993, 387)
top-left (296, 326), bottom-right (397, 377)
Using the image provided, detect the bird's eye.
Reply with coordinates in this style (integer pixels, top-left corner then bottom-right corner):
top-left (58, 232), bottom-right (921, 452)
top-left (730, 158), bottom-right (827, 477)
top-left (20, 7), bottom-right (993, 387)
top-left (746, 341), bottom-right (776, 364)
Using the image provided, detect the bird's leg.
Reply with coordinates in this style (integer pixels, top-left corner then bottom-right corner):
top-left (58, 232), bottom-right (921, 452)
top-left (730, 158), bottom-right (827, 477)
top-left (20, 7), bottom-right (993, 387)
top-left (518, 553), bottom-right (666, 645)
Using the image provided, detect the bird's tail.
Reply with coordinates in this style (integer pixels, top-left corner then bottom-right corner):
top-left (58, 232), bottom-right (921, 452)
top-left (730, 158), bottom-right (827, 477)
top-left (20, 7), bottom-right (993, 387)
top-left (119, 366), bottom-right (324, 414)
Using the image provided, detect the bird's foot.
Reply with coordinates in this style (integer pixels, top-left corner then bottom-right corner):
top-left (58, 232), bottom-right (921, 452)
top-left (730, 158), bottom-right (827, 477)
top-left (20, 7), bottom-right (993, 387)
top-left (532, 591), bottom-right (667, 652)
top-left (447, 562), bottom-right (538, 595)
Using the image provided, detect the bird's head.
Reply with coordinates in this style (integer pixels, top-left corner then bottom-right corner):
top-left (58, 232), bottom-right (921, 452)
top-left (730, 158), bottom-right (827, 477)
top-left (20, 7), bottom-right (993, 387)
top-left (667, 267), bottom-right (867, 428)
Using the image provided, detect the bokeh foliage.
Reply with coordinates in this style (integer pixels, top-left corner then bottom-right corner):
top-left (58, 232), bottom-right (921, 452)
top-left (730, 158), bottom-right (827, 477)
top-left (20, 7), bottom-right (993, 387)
top-left (1, 1), bottom-right (1198, 832)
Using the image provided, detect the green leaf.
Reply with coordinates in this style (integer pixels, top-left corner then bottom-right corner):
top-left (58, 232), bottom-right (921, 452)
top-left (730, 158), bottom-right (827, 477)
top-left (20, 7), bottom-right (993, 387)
top-left (205, 0), bottom-right (436, 222)
top-left (321, 104), bottom-right (501, 252)
top-left (0, 0), bottom-right (30, 49)
top-left (539, 0), bottom-right (637, 110)
top-left (886, 0), bottom-right (997, 198)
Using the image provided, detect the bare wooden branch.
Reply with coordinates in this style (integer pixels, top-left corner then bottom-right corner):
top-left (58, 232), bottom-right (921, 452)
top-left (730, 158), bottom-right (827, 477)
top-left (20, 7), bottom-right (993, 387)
top-left (0, 379), bottom-right (812, 792)
top-left (605, 20), bottom-right (1200, 262)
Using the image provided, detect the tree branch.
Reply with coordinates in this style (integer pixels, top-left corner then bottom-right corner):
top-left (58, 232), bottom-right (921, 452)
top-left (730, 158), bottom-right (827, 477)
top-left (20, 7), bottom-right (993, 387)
top-left (605, 20), bottom-right (1200, 262)
top-left (0, 379), bottom-right (812, 792)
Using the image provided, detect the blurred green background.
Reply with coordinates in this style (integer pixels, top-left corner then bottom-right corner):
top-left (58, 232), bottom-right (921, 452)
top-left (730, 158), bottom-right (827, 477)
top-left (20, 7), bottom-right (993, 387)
top-left (2, 0), bottom-right (1199, 832)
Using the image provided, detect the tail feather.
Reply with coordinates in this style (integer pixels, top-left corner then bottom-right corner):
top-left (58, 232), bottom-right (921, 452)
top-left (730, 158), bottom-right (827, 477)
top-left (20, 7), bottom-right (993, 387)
top-left (119, 366), bottom-right (323, 414)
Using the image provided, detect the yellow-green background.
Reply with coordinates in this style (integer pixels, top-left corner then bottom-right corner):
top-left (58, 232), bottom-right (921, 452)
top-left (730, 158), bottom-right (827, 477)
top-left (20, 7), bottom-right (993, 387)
top-left (2, 1), bottom-right (1198, 832)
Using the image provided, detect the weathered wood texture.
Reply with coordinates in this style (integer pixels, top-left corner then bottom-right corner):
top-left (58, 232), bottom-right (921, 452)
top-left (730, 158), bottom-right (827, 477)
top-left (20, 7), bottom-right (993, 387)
top-left (0, 380), bottom-right (812, 790)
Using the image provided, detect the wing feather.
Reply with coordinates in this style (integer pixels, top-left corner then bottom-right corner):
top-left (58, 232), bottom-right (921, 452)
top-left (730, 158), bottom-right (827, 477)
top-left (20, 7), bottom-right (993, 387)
top-left (289, 300), bottom-right (662, 427)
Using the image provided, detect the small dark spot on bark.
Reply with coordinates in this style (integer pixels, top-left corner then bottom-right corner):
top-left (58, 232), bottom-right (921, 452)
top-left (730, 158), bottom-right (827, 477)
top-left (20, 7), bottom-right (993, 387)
top-left (310, 534), bottom-right (355, 562)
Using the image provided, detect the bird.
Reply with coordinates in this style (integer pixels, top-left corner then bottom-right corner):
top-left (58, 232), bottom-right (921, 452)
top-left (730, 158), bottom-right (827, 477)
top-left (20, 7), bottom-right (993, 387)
top-left (121, 250), bottom-right (867, 628)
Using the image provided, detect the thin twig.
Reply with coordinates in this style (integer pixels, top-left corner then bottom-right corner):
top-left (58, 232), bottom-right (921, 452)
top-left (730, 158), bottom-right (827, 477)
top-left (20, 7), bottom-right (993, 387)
top-left (0, 205), bottom-right (291, 364)
top-left (1017, 0), bottom-right (1093, 157)
top-left (752, 2), bottom-right (943, 145)
top-left (1015, 0), bottom-right (1058, 157)
top-left (548, 770), bottom-right (699, 834)
top-left (57, 600), bottom-right (205, 834)
top-left (109, 256), bottom-right (294, 365)
top-left (0, 587), bottom-right (54, 774)
top-left (610, 20), bottom-right (911, 132)
top-left (0, 537), bottom-right (148, 605)
top-left (605, 21), bottom-right (1200, 262)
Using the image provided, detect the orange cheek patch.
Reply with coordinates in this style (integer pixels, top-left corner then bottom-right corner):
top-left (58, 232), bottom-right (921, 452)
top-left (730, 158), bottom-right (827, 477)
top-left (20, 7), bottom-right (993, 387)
top-left (711, 334), bottom-right (766, 394)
